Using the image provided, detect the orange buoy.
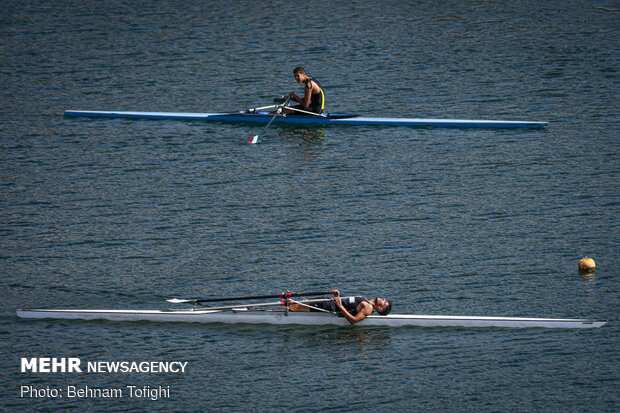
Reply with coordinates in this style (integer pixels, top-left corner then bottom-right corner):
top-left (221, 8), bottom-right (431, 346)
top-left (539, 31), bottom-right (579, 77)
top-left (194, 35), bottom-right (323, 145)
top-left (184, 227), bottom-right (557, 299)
top-left (578, 257), bottom-right (596, 272)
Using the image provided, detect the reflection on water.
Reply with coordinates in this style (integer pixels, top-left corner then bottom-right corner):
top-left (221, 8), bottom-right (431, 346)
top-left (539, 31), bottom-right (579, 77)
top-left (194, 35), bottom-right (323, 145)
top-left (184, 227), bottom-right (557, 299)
top-left (277, 127), bottom-right (327, 160)
top-left (279, 127), bottom-right (327, 146)
top-left (291, 326), bottom-right (392, 351)
top-left (578, 270), bottom-right (604, 303)
top-left (297, 128), bottom-right (326, 145)
top-left (580, 272), bottom-right (596, 282)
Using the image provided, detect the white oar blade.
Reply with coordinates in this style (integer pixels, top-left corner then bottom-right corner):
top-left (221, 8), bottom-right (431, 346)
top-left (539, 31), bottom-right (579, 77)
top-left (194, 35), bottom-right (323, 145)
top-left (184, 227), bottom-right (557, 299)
top-left (248, 135), bottom-right (261, 144)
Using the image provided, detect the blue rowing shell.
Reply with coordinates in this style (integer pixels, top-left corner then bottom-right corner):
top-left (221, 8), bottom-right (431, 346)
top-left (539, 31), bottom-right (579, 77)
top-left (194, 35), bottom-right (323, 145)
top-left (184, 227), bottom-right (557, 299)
top-left (64, 110), bottom-right (548, 128)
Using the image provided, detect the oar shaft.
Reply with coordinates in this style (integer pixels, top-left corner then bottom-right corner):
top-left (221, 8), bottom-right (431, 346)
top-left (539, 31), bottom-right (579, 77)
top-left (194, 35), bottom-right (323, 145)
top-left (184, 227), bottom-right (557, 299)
top-left (258, 95), bottom-right (290, 132)
top-left (285, 106), bottom-right (327, 117)
top-left (185, 298), bottom-right (334, 311)
top-left (248, 95), bottom-right (291, 144)
top-left (258, 110), bottom-right (279, 135)
top-left (248, 104), bottom-right (278, 112)
top-left (168, 290), bottom-right (336, 304)
top-left (195, 290), bottom-right (334, 304)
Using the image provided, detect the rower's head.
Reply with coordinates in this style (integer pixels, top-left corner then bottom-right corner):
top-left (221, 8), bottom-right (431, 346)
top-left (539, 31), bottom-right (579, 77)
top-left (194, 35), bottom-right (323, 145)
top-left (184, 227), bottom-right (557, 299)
top-left (293, 66), bottom-right (307, 83)
top-left (375, 297), bottom-right (392, 316)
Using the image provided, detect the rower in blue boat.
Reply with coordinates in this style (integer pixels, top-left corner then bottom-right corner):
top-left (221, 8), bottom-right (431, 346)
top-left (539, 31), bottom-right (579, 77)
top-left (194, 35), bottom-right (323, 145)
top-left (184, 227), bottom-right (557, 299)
top-left (289, 289), bottom-right (392, 324)
top-left (285, 66), bottom-right (325, 115)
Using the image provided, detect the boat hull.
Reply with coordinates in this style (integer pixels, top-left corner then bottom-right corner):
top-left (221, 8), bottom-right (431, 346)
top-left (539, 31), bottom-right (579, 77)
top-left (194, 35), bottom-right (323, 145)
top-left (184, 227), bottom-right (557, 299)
top-left (64, 110), bottom-right (548, 128)
top-left (16, 309), bottom-right (606, 329)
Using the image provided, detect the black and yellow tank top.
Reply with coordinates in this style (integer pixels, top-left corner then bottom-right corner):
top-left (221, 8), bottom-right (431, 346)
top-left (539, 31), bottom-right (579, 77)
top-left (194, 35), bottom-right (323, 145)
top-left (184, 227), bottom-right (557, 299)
top-left (305, 77), bottom-right (325, 113)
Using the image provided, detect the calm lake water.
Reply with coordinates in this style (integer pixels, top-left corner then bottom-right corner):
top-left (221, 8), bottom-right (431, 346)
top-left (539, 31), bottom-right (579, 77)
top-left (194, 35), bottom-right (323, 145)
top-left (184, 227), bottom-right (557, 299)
top-left (2, 0), bottom-right (618, 411)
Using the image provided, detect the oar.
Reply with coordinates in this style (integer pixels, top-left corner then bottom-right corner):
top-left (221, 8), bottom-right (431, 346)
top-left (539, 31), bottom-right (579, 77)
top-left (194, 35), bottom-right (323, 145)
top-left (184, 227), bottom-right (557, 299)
top-left (248, 95), bottom-right (291, 144)
top-left (167, 290), bottom-right (336, 304)
top-left (175, 298), bottom-right (334, 312)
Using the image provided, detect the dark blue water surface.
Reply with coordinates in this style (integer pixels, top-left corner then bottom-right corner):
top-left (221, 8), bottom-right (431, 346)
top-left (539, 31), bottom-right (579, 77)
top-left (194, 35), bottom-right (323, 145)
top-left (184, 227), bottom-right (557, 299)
top-left (2, 1), bottom-right (618, 411)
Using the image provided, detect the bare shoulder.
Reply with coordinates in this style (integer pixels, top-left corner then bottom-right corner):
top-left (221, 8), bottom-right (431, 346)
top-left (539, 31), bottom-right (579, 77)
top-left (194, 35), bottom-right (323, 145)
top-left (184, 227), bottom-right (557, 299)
top-left (306, 79), bottom-right (321, 92)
